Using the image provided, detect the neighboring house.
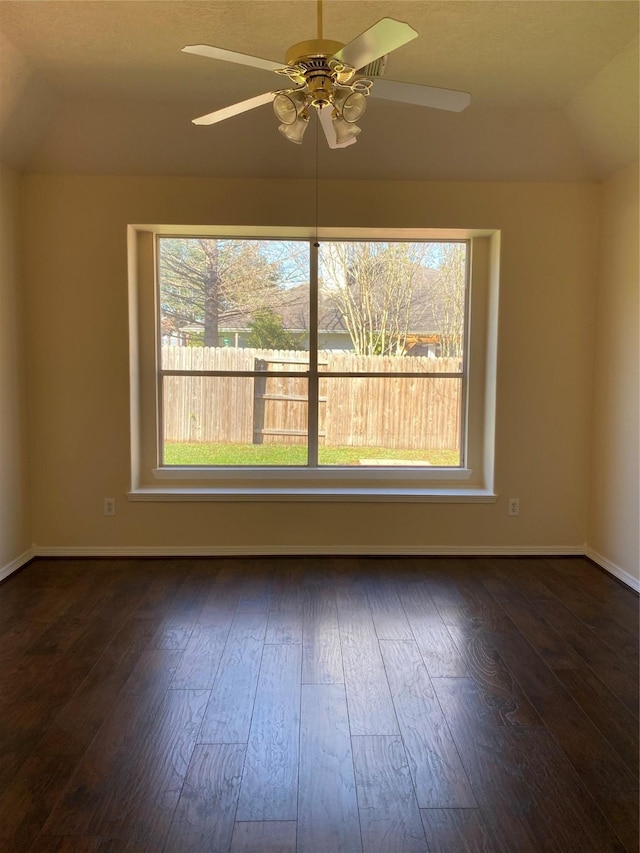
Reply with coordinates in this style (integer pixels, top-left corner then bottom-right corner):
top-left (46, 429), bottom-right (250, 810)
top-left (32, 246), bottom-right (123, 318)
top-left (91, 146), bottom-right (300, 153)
top-left (214, 284), bottom-right (352, 351)
top-left (169, 267), bottom-right (449, 356)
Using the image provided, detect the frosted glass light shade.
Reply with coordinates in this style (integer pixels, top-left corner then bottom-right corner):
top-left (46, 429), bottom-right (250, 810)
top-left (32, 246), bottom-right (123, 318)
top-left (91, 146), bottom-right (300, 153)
top-left (333, 116), bottom-right (361, 145)
top-left (334, 89), bottom-right (367, 123)
top-left (273, 90), bottom-right (308, 124)
top-left (278, 116), bottom-right (310, 144)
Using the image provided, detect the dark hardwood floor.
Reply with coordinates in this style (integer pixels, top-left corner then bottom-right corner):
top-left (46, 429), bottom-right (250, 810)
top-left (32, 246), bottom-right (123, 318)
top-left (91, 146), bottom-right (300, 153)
top-left (0, 555), bottom-right (637, 852)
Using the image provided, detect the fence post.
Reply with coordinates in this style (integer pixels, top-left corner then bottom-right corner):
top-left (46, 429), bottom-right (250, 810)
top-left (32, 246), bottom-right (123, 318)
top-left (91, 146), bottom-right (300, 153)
top-left (253, 357), bottom-right (267, 444)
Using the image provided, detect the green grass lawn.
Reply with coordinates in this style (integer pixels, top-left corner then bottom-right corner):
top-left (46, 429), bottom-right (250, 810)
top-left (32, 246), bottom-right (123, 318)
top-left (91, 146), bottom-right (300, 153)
top-left (164, 442), bottom-right (460, 467)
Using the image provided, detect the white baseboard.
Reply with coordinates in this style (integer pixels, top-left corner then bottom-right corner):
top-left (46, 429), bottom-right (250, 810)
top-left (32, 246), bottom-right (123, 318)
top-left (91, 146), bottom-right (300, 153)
top-left (0, 546), bottom-right (36, 583)
top-left (33, 543), bottom-right (585, 559)
top-left (11, 544), bottom-right (635, 594)
top-left (585, 547), bottom-right (640, 593)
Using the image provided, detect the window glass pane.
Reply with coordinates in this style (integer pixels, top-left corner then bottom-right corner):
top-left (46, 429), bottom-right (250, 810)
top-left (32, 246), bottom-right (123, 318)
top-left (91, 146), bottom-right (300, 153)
top-left (162, 375), bottom-right (308, 466)
top-left (318, 241), bottom-right (467, 366)
top-left (156, 236), bottom-right (468, 472)
top-left (158, 238), bottom-right (309, 370)
top-left (317, 376), bottom-right (462, 467)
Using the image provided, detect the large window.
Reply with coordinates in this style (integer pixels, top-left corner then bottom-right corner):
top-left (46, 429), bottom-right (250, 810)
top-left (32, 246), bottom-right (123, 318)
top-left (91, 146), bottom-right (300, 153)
top-left (128, 226), bottom-right (498, 500)
top-left (157, 237), bottom-right (467, 470)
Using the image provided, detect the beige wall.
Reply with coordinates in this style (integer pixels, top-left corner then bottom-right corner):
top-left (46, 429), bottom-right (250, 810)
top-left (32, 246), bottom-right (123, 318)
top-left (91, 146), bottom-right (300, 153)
top-left (21, 175), bottom-right (599, 552)
top-left (0, 162), bottom-right (31, 574)
top-left (588, 162), bottom-right (639, 582)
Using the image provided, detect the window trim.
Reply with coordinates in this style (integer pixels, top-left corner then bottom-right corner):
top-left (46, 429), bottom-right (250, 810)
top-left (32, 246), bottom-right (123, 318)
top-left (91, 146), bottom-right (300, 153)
top-left (128, 225), bottom-right (498, 502)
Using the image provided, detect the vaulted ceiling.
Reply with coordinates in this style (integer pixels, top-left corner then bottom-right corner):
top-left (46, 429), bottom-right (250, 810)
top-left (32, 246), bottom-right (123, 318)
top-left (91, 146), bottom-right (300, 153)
top-left (0, 1), bottom-right (637, 181)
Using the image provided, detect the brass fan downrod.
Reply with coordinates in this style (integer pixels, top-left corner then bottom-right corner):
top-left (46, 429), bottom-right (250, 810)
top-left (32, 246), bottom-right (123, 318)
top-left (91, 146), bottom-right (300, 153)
top-left (284, 0), bottom-right (344, 68)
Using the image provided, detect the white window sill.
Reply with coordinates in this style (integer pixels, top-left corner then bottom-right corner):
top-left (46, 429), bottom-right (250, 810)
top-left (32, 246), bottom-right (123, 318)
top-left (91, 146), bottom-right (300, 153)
top-left (130, 465), bottom-right (494, 501)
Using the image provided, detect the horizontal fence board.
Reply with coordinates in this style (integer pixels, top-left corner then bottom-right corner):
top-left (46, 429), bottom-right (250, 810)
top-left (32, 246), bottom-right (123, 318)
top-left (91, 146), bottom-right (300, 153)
top-left (162, 347), bottom-right (461, 451)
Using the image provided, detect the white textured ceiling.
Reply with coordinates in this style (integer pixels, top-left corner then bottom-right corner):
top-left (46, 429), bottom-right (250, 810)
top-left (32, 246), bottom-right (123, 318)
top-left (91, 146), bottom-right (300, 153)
top-left (0, 0), bottom-right (637, 181)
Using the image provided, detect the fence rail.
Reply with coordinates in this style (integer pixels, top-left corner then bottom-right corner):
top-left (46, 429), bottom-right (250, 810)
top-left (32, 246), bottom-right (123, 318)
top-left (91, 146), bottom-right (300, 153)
top-left (162, 347), bottom-right (462, 450)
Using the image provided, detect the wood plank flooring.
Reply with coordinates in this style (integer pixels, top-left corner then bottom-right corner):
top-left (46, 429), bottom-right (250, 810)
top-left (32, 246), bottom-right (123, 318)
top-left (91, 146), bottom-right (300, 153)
top-left (0, 555), bottom-right (637, 853)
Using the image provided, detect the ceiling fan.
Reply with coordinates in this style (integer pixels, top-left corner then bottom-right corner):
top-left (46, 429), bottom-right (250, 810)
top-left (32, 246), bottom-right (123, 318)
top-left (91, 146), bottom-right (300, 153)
top-left (183, 0), bottom-right (471, 149)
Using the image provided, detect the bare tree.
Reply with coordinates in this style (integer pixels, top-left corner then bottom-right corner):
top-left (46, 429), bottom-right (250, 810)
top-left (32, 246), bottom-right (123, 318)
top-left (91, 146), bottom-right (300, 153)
top-left (158, 238), bottom-right (303, 346)
top-left (319, 242), bottom-right (428, 356)
top-left (426, 243), bottom-right (467, 358)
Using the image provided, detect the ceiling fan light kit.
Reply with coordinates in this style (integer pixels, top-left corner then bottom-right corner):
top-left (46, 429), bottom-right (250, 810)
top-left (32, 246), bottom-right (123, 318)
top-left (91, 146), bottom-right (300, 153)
top-left (183, 1), bottom-right (471, 149)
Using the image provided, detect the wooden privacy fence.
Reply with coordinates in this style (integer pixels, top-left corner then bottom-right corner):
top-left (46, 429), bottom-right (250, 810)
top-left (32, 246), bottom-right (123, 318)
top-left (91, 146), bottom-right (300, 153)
top-left (162, 347), bottom-right (462, 450)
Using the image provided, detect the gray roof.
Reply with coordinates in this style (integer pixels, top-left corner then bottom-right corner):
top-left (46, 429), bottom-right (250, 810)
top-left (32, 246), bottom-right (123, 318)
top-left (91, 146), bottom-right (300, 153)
top-left (217, 267), bottom-right (443, 335)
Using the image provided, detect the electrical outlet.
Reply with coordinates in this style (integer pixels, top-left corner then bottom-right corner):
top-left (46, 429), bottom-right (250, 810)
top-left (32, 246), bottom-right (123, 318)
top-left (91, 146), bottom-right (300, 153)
top-left (104, 497), bottom-right (116, 517)
top-left (507, 497), bottom-right (520, 517)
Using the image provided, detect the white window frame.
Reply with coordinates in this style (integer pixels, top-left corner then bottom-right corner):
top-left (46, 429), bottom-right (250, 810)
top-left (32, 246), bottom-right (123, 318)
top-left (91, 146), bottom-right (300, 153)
top-left (128, 225), bottom-right (499, 502)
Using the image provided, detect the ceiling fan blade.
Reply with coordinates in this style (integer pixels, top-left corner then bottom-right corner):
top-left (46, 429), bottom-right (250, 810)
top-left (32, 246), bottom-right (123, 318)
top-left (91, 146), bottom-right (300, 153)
top-left (318, 106), bottom-right (357, 149)
top-left (370, 78), bottom-right (471, 112)
top-left (331, 18), bottom-right (417, 72)
top-left (182, 44), bottom-right (282, 73)
top-left (192, 91), bottom-right (276, 126)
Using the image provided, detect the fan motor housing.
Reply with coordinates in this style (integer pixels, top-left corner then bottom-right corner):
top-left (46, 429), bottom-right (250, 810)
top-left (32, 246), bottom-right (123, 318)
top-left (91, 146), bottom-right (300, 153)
top-left (285, 38), bottom-right (344, 66)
